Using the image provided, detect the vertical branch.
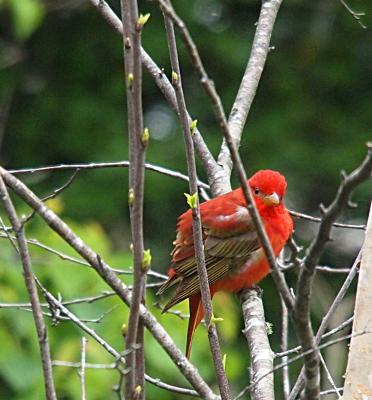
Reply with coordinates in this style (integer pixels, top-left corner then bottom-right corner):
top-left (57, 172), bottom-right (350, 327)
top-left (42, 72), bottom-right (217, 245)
top-left (343, 200), bottom-right (372, 399)
top-left (78, 337), bottom-right (87, 400)
top-left (162, 2), bottom-right (230, 399)
top-left (238, 288), bottom-right (275, 400)
top-left (281, 296), bottom-right (290, 400)
top-left (0, 176), bottom-right (57, 400)
top-left (120, 0), bottom-right (147, 398)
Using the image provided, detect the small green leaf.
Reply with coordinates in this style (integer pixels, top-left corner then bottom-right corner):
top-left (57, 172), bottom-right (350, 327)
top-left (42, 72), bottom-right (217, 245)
top-left (184, 192), bottom-right (198, 209)
top-left (142, 249), bottom-right (152, 269)
top-left (190, 120), bottom-right (198, 136)
top-left (266, 322), bottom-right (273, 335)
top-left (138, 13), bottom-right (151, 26)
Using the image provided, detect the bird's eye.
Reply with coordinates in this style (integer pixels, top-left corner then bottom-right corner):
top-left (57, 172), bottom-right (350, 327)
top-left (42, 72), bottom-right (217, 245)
top-left (254, 188), bottom-right (259, 195)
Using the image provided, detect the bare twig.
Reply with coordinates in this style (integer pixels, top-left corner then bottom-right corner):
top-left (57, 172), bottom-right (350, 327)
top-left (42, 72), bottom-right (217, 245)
top-left (78, 337), bottom-right (87, 400)
top-left (289, 209), bottom-right (366, 230)
top-left (238, 329), bottom-right (371, 399)
top-left (280, 294), bottom-right (290, 400)
top-left (21, 169), bottom-right (81, 225)
top-left (340, 0), bottom-right (366, 29)
top-left (288, 250), bottom-right (361, 399)
top-left (162, 3), bottom-right (230, 397)
top-left (53, 360), bottom-right (201, 397)
top-left (0, 176), bottom-right (57, 400)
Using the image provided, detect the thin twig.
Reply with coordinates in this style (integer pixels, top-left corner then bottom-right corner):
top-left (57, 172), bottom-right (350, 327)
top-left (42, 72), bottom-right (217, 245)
top-left (319, 353), bottom-right (342, 399)
top-left (236, 329), bottom-right (371, 400)
top-left (162, 3), bottom-right (230, 397)
top-left (78, 337), bottom-right (87, 400)
top-left (0, 176), bottom-right (57, 400)
top-left (340, 0), bottom-right (366, 29)
top-left (289, 209), bottom-right (366, 230)
top-left (280, 294), bottom-right (290, 400)
top-left (21, 169), bottom-right (81, 225)
top-left (53, 360), bottom-right (201, 396)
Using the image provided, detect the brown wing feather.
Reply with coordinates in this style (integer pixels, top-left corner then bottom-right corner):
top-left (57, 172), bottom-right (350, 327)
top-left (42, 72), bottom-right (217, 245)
top-left (159, 231), bottom-right (260, 311)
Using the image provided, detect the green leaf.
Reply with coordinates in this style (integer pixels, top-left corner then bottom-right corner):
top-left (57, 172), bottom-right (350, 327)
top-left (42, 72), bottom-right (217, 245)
top-left (142, 249), bottom-right (152, 269)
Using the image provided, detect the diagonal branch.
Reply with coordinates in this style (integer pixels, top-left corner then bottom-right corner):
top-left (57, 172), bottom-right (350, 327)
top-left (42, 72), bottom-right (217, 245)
top-left (0, 165), bottom-right (219, 400)
top-left (219, 0), bottom-right (283, 179)
top-left (87, 0), bottom-right (220, 187)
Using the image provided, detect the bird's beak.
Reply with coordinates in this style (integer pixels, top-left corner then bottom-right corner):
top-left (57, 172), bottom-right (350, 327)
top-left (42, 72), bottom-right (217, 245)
top-left (263, 192), bottom-right (280, 205)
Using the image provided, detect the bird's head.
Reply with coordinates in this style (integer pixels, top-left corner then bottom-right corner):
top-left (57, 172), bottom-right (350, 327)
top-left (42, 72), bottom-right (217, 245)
top-left (248, 170), bottom-right (288, 206)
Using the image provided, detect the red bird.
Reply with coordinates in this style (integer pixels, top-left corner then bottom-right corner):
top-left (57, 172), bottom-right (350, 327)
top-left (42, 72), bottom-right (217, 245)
top-left (157, 170), bottom-right (293, 359)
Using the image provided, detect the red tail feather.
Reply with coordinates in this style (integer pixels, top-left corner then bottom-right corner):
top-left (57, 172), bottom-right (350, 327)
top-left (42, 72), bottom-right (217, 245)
top-left (186, 294), bottom-right (204, 359)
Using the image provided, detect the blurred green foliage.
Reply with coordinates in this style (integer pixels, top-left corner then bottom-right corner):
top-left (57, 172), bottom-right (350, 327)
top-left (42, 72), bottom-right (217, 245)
top-left (0, 0), bottom-right (371, 398)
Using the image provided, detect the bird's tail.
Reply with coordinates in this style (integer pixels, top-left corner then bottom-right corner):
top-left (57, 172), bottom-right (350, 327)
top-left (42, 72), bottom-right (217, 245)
top-left (186, 293), bottom-right (205, 360)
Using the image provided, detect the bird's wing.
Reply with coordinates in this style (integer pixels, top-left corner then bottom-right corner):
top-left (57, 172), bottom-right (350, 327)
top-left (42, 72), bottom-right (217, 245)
top-left (158, 198), bottom-right (261, 310)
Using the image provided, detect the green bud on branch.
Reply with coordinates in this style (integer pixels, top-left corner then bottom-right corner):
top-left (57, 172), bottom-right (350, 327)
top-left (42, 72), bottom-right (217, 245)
top-left (172, 71), bottom-right (178, 86)
top-left (141, 127), bottom-right (150, 148)
top-left (128, 188), bottom-right (135, 205)
top-left (184, 192), bottom-right (198, 209)
top-left (128, 73), bottom-right (134, 89)
top-left (137, 13), bottom-right (151, 31)
top-left (142, 249), bottom-right (152, 270)
top-left (190, 119), bottom-right (198, 136)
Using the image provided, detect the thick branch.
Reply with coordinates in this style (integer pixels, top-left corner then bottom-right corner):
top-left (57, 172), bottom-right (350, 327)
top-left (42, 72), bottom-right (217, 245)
top-left (239, 288), bottom-right (274, 400)
top-left (342, 200), bottom-right (372, 399)
top-left (218, 0), bottom-right (283, 179)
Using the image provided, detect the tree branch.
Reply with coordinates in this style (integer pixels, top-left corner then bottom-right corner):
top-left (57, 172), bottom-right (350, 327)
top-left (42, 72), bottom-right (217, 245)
top-left (162, 3), bottom-right (230, 397)
top-left (0, 165), bottom-right (219, 400)
top-left (218, 0), bottom-right (283, 179)
top-left (342, 199), bottom-right (372, 399)
top-left (292, 144), bottom-right (372, 400)
top-left (238, 288), bottom-right (274, 400)
top-left (0, 176), bottom-right (57, 400)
